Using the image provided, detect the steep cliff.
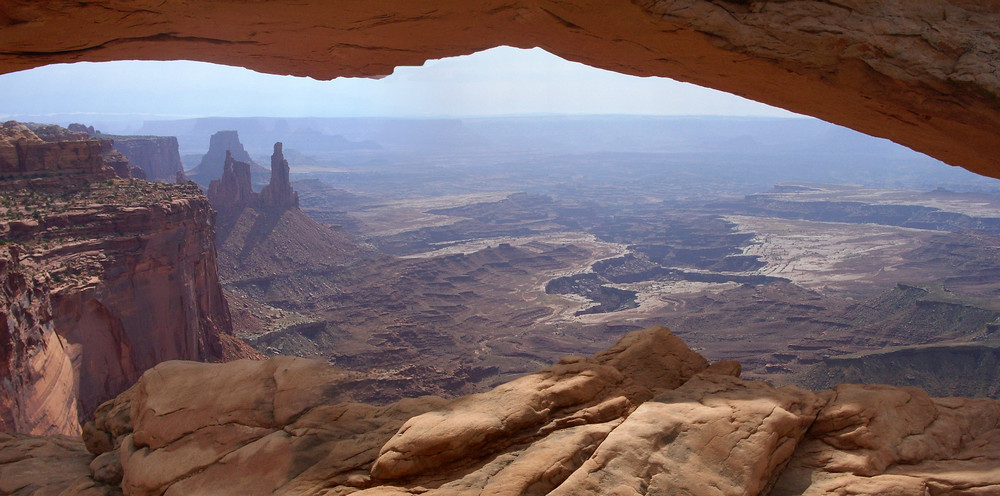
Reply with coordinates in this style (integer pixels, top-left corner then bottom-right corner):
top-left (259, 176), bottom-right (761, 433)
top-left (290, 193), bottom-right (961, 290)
top-left (4, 326), bottom-right (997, 495)
top-left (0, 122), bottom-right (257, 436)
top-left (98, 139), bottom-right (145, 179)
top-left (110, 136), bottom-right (183, 182)
top-left (0, 247), bottom-right (79, 435)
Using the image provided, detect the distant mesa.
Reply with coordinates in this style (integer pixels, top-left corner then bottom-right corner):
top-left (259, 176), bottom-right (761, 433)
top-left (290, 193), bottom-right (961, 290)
top-left (65, 122), bottom-right (186, 182)
top-left (1, 121), bottom-right (114, 180)
top-left (208, 141), bottom-right (298, 214)
top-left (187, 130), bottom-right (269, 187)
top-left (109, 136), bottom-right (184, 182)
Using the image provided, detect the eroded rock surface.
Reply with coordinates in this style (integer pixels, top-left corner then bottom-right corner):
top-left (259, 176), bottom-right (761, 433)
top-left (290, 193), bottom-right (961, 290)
top-left (207, 140), bottom-right (358, 284)
top-left (109, 136), bottom-right (183, 182)
top-left (7, 325), bottom-right (997, 495)
top-left (207, 150), bottom-right (256, 212)
top-left (0, 2), bottom-right (998, 178)
top-left (0, 123), bottom-right (258, 436)
top-left (772, 384), bottom-right (1000, 495)
top-left (258, 142), bottom-right (299, 209)
top-left (208, 142), bottom-right (300, 214)
top-left (0, 433), bottom-right (120, 496)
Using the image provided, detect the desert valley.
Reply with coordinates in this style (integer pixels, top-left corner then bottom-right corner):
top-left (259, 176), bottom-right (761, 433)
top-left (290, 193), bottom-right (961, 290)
top-left (2, 2), bottom-right (1000, 494)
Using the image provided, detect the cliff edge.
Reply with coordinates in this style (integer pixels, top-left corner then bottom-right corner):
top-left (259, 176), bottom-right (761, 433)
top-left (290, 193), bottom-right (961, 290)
top-left (0, 122), bottom-right (258, 436)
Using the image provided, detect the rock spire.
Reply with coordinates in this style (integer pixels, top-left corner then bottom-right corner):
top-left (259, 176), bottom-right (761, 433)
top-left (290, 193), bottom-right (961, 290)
top-left (207, 150), bottom-right (255, 212)
top-left (258, 142), bottom-right (299, 209)
top-left (206, 142), bottom-right (299, 214)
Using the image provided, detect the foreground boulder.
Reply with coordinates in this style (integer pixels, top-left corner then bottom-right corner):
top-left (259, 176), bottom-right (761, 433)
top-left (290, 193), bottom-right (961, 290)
top-left (3, 326), bottom-right (999, 495)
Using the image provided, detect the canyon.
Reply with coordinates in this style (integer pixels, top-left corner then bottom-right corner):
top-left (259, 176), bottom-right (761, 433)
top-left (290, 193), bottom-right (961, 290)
top-left (1, 2), bottom-right (999, 180)
top-left (3, 113), bottom-right (1000, 494)
top-left (0, 122), bottom-right (255, 436)
top-left (2, 1), bottom-right (1000, 495)
top-left (2, 117), bottom-right (1000, 493)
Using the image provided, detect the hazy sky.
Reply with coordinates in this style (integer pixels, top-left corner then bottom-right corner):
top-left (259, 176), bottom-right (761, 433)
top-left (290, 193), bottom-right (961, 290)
top-left (0, 46), bottom-right (799, 120)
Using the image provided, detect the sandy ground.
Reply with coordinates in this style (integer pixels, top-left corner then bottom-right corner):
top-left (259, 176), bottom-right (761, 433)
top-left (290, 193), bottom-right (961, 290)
top-left (351, 191), bottom-right (516, 236)
top-left (764, 184), bottom-right (1000, 217)
top-left (724, 215), bottom-right (937, 291)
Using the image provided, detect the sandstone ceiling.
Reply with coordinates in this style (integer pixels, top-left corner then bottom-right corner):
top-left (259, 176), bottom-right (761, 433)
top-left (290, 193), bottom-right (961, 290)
top-left (1, 1), bottom-right (998, 179)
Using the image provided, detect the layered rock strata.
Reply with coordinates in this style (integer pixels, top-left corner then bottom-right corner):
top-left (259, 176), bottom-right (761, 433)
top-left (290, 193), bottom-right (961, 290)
top-left (0, 123), bottom-right (257, 436)
top-left (0, 2), bottom-right (998, 179)
top-left (5, 326), bottom-right (997, 495)
top-left (99, 139), bottom-right (146, 179)
top-left (110, 136), bottom-right (183, 182)
top-left (1, 121), bottom-right (112, 178)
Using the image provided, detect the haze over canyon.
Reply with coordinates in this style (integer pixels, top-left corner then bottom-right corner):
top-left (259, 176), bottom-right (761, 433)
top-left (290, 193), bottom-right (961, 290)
top-left (2, 2), bottom-right (1000, 495)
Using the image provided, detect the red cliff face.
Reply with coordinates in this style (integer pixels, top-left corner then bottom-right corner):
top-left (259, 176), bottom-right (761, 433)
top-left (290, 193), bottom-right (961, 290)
top-left (0, 2), bottom-right (998, 179)
top-left (0, 123), bottom-right (258, 435)
top-left (110, 136), bottom-right (182, 182)
top-left (0, 247), bottom-right (80, 435)
top-left (0, 123), bottom-right (111, 179)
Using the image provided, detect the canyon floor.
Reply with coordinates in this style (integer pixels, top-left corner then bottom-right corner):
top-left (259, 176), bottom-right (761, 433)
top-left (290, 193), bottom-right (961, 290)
top-left (226, 179), bottom-right (1000, 402)
top-left (4, 117), bottom-right (1000, 495)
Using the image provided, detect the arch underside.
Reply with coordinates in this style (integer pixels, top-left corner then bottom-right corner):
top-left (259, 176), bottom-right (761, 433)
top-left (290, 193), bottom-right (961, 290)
top-left (1, 0), bottom-right (998, 178)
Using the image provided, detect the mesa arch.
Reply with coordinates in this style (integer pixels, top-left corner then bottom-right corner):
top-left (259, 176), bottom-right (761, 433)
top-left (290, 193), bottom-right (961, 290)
top-left (1, 1), bottom-right (998, 179)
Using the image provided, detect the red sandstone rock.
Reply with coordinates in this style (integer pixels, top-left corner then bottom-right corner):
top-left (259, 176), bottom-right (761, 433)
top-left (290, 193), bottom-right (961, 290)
top-left (258, 142), bottom-right (299, 209)
top-left (0, 2), bottom-right (998, 179)
top-left (207, 150), bottom-right (256, 211)
top-left (0, 123), bottom-right (260, 436)
top-left (550, 373), bottom-right (823, 496)
top-left (5, 325), bottom-right (1000, 495)
top-left (111, 136), bottom-right (183, 182)
top-left (0, 432), bottom-right (119, 495)
top-left (770, 384), bottom-right (1000, 495)
top-left (0, 122), bottom-right (114, 179)
top-left (99, 139), bottom-right (134, 179)
top-left (0, 247), bottom-right (80, 436)
top-left (117, 356), bottom-right (446, 496)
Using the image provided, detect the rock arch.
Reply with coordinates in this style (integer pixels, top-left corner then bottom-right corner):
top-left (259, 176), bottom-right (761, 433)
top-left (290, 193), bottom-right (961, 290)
top-left (2, 1), bottom-right (998, 178)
